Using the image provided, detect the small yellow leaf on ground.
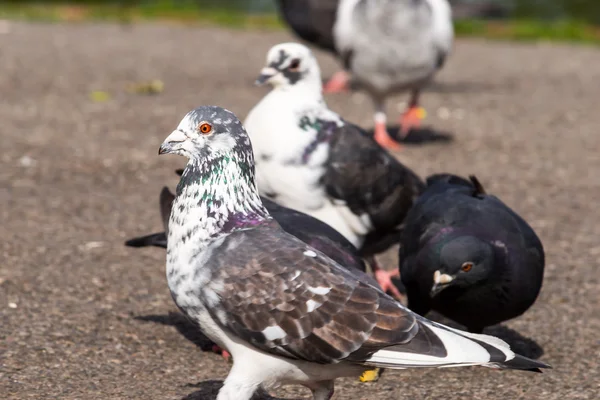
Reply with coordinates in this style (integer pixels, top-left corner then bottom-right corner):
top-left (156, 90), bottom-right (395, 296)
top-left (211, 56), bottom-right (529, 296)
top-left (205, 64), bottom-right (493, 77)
top-left (89, 91), bottom-right (111, 102)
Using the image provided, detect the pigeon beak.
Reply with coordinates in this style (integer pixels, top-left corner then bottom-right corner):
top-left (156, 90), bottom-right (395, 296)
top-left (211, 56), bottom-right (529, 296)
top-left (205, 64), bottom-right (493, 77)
top-left (430, 270), bottom-right (454, 297)
top-left (255, 67), bottom-right (277, 86)
top-left (159, 129), bottom-right (187, 155)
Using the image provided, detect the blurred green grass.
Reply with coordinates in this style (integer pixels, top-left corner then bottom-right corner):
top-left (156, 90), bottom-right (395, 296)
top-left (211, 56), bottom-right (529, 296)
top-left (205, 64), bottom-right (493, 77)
top-left (0, 2), bottom-right (599, 44)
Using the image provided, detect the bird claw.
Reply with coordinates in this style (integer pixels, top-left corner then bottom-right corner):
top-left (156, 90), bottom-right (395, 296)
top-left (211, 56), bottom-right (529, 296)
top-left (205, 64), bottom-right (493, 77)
top-left (374, 269), bottom-right (405, 302)
top-left (211, 344), bottom-right (233, 363)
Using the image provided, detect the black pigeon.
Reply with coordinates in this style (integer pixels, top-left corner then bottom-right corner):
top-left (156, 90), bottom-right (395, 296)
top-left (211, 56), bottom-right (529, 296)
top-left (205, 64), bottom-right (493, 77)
top-left (125, 170), bottom-right (376, 287)
top-left (399, 174), bottom-right (545, 333)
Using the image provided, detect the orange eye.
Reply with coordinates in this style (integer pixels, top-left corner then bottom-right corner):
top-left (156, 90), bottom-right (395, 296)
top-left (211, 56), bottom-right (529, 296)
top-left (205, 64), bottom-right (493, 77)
top-left (461, 262), bottom-right (473, 272)
top-left (198, 123), bottom-right (212, 134)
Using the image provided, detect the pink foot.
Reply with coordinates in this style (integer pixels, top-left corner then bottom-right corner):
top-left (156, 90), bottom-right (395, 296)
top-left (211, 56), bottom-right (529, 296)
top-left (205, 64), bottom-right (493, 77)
top-left (374, 121), bottom-right (402, 151)
top-left (374, 268), bottom-right (404, 301)
top-left (323, 70), bottom-right (350, 93)
top-left (399, 106), bottom-right (426, 138)
top-left (211, 344), bottom-right (232, 363)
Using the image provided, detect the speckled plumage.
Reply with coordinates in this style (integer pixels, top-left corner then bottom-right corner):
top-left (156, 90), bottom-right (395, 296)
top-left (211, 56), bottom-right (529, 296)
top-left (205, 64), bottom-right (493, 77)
top-left (400, 174), bottom-right (546, 333)
top-left (159, 106), bottom-right (548, 400)
top-left (125, 170), bottom-right (373, 286)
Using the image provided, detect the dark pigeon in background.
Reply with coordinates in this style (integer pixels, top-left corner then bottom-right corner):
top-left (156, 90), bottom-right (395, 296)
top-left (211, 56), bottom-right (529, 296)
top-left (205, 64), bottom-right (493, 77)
top-left (399, 174), bottom-right (545, 333)
top-left (275, 0), bottom-right (339, 55)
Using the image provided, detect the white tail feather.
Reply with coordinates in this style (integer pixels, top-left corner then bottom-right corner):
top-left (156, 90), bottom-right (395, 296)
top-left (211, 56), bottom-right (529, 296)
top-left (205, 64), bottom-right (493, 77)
top-left (367, 323), bottom-right (515, 368)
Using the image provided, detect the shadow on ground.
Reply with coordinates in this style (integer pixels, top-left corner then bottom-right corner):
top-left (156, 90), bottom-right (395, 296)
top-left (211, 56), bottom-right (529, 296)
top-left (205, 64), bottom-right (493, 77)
top-left (135, 312), bottom-right (214, 352)
top-left (181, 380), bottom-right (289, 400)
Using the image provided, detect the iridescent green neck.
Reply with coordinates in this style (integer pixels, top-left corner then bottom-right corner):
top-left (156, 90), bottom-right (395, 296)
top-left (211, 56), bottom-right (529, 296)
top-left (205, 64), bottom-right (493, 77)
top-left (174, 153), bottom-right (270, 238)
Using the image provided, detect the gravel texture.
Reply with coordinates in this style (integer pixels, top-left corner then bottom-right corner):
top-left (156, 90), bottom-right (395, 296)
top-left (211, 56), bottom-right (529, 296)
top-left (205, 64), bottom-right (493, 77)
top-left (1, 22), bottom-right (599, 400)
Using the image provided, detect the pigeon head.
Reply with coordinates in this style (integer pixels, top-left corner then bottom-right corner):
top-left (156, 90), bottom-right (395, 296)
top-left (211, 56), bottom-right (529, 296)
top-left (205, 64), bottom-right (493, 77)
top-left (255, 42), bottom-right (321, 88)
top-left (160, 106), bottom-right (270, 240)
top-left (159, 105), bottom-right (253, 162)
top-left (428, 235), bottom-right (495, 297)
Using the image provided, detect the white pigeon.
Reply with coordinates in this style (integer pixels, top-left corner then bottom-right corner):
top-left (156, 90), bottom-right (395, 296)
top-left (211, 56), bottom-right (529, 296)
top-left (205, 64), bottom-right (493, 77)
top-left (245, 42), bottom-right (424, 297)
top-left (159, 105), bottom-right (549, 400)
top-left (331, 0), bottom-right (454, 150)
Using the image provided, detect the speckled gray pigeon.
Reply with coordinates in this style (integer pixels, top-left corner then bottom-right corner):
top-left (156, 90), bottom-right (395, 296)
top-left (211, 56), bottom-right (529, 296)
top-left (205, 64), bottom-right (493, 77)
top-left (158, 106), bottom-right (549, 400)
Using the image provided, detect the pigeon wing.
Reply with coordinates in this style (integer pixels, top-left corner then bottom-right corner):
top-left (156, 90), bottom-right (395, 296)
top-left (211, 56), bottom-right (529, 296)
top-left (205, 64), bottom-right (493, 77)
top-left (203, 224), bottom-right (419, 364)
top-left (323, 122), bottom-right (425, 231)
top-left (199, 224), bottom-right (548, 371)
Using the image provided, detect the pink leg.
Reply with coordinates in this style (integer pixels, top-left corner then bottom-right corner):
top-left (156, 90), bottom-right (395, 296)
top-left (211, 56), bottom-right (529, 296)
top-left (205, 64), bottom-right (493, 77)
top-left (323, 70), bottom-right (350, 93)
top-left (374, 112), bottom-right (402, 151)
top-left (369, 256), bottom-right (404, 301)
top-left (399, 91), bottom-right (425, 138)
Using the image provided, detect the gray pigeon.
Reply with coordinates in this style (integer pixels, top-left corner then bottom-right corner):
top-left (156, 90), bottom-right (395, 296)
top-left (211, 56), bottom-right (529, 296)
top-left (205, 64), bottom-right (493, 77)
top-left (400, 174), bottom-right (545, 333)
top-left (158, 105), bottom-right (549, 400)
top-left (331, 0), bottom-right (454, 149)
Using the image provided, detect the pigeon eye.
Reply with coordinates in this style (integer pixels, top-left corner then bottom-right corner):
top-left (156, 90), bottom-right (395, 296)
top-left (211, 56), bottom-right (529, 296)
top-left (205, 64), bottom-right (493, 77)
top-left (289, 58), bottom-right (301, 71)
top-left (198, 123), bottom-right (212, 135)
top-left (461, 262), bottom-right (473, 272)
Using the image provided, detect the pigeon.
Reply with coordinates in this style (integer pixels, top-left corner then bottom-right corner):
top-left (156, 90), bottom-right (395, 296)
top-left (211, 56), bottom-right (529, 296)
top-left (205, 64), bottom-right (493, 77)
top-left (331, 0), bottom-right (454, 149)
top-left (125, 171), bottom-right (384, 380)
top-left (274, 0), bottom-right (352, 95)
top-left (399, 174), bottom-right (546, 333)
top-left (245, 42), bottom-right (424, 299)
top-left (125, 171), bottom-right (374, 286)
top-left (158, 105), bottom-right (549, 400)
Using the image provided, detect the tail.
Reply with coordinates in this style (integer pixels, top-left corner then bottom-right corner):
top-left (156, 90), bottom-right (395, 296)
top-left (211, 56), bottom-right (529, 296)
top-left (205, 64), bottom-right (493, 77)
top-left (124, 186), bottom-right (174, 250)
top-left (425, 173), bottom-right (474, 188)
top-left (159, 186), bottom-right (175, 232)
top-left (365, 319), bottom-right (550, 372)
top-left (124, 232), bottom-right (167, 249)
top-left (425, 173), bottom-right (486, 196)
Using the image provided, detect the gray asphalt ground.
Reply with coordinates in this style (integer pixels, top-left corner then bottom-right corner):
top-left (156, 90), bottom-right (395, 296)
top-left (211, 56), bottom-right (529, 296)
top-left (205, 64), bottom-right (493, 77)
top-left (1, 22), bottom-right (600, 400)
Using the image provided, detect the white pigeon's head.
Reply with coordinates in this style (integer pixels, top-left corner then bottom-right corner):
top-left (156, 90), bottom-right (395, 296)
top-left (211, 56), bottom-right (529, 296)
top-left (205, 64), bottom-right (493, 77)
top-left (255, 42), bottom-right (322, 89)
top-left (159, 106), bottom-right (253, 164)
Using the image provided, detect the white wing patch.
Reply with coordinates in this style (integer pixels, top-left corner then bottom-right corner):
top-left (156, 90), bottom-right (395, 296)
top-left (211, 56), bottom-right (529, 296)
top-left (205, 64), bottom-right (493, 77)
top-left (303, 250), bottom-right (317, 257)
top-left (306, 299), bottom-right (320, 312)
top-left (291, 270), bottom-right (301, 280)
top-left (262, 325), bottom-right (287, 341)
top-left (308, 286), bottom-right (331, 295)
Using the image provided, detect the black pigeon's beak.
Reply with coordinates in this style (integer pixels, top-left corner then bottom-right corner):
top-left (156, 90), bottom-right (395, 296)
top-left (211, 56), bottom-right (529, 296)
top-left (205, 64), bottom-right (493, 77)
top-left (159, 130), bottom-right (186, 155)
top-left (255, 67), bottom-right (277, 86)
top-left (430, 270), bottom-right (454, 297)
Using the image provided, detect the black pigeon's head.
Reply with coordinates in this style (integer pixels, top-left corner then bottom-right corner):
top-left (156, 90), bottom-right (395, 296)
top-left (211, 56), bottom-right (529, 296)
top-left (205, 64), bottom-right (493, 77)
top-left (159, 106), bottom-right (253, 163)
top-left (426, 235), bottom-right (495, 297)
top-left (255, 42), bottom-right (321, 88)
